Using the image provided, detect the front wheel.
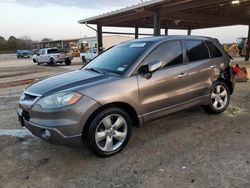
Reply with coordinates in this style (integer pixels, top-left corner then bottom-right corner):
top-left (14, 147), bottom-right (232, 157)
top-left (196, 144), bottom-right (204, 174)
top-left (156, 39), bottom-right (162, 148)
top-left (87, 107), bottom-right (132, 157)
top-left (202, 81), bottom-right (230, 114)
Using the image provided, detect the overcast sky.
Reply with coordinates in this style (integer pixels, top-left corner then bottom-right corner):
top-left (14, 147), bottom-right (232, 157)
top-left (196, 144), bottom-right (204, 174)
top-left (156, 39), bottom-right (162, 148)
top-left (0, 0), bottom-right (248, 43)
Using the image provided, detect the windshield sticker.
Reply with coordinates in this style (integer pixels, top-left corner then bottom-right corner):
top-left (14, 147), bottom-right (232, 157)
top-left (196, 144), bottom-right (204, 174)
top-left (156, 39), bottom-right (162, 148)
top-left (117, 67), bottom-right (125, 72)
top-left (129, 43), bottom-right (146, 48)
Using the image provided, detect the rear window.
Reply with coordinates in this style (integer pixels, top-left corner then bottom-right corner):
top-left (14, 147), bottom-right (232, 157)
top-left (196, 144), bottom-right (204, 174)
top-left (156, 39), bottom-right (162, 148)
top-left (48, 49), bottom-right (60, 54)
top-left (184, 40), bottom-right (209, 62)
top-left (205, 41), bottom-right (223, 58)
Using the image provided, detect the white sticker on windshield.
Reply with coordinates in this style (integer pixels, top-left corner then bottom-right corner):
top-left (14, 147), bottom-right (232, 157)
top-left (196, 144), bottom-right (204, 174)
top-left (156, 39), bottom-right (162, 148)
top-left (129, 43), bottom-right (146, 48)
top-left (117, 67), bottom-right (125, 72)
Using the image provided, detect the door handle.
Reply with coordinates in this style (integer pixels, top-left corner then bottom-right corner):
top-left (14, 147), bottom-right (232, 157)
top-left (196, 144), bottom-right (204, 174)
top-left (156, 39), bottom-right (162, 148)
top-left (178, 73), bottom-right (188, 78)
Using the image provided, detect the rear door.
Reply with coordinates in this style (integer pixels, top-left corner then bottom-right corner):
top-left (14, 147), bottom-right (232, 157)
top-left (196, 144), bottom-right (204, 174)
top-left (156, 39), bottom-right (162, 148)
top-left (137, 40), bottom-right (197, 120)
top-left (182, 40), bottom-right (220, 97)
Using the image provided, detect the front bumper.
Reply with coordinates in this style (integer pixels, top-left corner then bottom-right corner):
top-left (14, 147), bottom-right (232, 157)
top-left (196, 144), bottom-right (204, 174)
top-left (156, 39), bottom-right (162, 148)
top-left (17, 109), bottom-right (82, 147)
top-left (17, 95), bottom-right (101, 147)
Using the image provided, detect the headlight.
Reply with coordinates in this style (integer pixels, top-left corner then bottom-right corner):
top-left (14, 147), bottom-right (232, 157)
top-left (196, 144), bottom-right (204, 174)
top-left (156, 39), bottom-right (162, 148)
top-left (37, 92), bottom-right (82, 109)
top-left (20, 92), bottom-right (25, 101)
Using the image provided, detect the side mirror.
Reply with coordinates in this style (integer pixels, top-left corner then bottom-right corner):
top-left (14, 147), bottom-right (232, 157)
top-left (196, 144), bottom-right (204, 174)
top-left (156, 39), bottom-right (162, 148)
top-left (37, 53), bottom-right (40, 56)
top-left (148, 60), bottom-right (162, 72)
top-left (139, 60), bottom-right (162, 79)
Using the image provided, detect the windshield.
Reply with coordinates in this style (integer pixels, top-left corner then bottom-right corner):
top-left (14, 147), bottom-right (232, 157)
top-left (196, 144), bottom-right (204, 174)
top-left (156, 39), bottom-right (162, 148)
top-left (84, 41), bottom-right (153, 75)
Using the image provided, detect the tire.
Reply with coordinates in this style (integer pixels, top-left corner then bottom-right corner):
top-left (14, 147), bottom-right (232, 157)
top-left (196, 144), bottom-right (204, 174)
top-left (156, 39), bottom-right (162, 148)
top-left (49, 58), bottom-right (56, 66)
top-left (202, 81), bottom-right (230, 114)
top-left (87, 107), bottom-right (132, 157)
top-left (33, 59), bottom-right (37, 63)
top-left (82, 56), bottom-right (87, 63)
top-left (65, 59), bottom-right (71, 65)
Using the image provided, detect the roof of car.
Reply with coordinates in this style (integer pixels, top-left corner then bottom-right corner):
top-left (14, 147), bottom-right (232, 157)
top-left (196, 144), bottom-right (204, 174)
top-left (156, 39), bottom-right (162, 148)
top-left (128, 35), bottom-right (215, 43)
top-left (40, 48), bottom-right (59, 50)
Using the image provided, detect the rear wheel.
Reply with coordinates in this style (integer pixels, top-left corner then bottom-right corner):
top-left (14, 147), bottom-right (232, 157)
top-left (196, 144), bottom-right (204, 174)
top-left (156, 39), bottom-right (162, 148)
top-left (65, 59), bottom-right (71, 65)
top-left (82, 56), bottom-right (86, 63)
top-left (87, 107), bottom-right (132, 157)
top-left (202, 81), bottom-right (230, 114)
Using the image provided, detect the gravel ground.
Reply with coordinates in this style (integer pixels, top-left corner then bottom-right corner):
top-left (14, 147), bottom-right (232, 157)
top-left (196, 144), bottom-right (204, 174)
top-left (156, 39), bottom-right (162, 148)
top-left (0, 55), bottom-right (250, 188)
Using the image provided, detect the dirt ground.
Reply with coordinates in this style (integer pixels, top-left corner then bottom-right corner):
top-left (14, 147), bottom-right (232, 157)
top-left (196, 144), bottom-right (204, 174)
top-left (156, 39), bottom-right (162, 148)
top-left (0, 54), bottom-right (250, 188)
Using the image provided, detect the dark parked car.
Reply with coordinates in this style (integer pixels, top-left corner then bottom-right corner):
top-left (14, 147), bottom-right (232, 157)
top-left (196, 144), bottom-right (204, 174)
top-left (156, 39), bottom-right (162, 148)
top-left (17, 36), bottom-right (235, 157)
top-left (17, 50), bottom-right (33, 58)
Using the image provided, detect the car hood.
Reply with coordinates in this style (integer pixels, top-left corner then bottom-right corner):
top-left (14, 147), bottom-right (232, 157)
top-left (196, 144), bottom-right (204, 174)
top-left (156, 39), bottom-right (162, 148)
top-left (25, 70), bottom-right (118, 97)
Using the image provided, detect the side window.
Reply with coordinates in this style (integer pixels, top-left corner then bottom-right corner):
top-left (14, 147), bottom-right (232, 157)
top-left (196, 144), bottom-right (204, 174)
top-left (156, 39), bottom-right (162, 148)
top-left (143, 41), bottom-right (183, 67)
top-left (41, 50), bottom-right (45, 55)
top-left (205, 41), bottom-right (223, 58)
top-left (184, 40), bottom-right (209, 62)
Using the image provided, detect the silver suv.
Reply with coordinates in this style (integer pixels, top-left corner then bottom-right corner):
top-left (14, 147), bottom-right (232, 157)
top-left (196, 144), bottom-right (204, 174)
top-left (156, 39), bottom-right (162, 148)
top-left (18, 36), bottom-right (235, 157)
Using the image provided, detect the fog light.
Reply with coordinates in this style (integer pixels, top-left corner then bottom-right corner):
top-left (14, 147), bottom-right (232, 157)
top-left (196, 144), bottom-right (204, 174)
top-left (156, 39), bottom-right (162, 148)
top-left (41, 129), bottom-right (51, 139)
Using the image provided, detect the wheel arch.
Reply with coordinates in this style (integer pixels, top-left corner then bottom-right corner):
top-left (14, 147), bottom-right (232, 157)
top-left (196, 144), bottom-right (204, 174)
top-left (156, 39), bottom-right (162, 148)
top-left (217, 68), bottom-right (234, 95)
top-left (50, 57), bottom-right (55, 62)
top-left (82, 102), bottom-right (140, 137)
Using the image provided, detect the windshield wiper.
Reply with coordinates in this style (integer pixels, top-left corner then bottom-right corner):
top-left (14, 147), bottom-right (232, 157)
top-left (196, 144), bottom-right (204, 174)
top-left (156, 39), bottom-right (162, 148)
top-left (85, 68), bottom-right (103, 74)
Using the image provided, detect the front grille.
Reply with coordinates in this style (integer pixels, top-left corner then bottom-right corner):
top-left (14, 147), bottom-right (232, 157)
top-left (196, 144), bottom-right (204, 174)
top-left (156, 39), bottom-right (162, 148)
top-left (22, 110), bottom-right (30, 121)
top-left (24, 93), bottom-right (37, 101)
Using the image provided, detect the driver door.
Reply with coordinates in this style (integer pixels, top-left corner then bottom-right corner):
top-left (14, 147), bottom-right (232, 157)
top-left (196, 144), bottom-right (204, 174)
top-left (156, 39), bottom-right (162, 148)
top-left (137, 41), bottom-right (194, 121)
top-left (37, 49), bottom-right (45, 63)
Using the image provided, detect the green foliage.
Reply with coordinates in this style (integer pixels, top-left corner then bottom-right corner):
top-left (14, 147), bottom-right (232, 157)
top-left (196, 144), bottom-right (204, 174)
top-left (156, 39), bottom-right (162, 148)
top-left (0, 35), bottom-right (35, 52)
top-left (0, 36), bottom-right (7, 51)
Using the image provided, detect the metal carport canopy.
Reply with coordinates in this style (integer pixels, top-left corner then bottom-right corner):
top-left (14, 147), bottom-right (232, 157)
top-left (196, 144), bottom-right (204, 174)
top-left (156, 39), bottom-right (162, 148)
top-left (78, 0), bottom-right (250, 59)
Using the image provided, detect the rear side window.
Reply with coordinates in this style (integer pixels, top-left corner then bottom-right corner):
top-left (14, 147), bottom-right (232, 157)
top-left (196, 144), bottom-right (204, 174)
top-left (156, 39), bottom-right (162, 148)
top-left (144, 41), bottom-right (183, 67)
top-left (205, 41), bottom-right (223, 58)
top-left (48, 49), bottom-right (60, 54)
top-left (184, 40), bottom-right (209, 62)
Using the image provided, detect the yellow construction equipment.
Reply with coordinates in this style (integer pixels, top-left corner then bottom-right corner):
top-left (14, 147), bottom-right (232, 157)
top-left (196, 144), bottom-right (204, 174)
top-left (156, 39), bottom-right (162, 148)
top-left (223, 43), bottom-right (240, 57)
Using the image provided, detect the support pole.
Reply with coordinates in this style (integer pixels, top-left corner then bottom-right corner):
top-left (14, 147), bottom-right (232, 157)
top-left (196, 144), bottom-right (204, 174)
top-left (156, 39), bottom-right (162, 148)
top-left (165, 28), bottom-right (168, 35)
top-left (245, 25), bottom-right (250, 61)
top-left (61, 41), bottom-right (64, 50)
top-left (135, 26), bottom-right (139, 39)
top-left (187, 29), bottom-right (192, 35)
top-left (153, 10), bottom-right (161, 36)
top-left (165, 22), bottom-right (169, 35)
top-left (97, 24), bottom-right (103, 54)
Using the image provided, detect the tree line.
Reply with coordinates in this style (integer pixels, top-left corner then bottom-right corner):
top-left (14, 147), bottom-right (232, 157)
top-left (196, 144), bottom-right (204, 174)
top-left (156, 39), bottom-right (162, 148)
top-left (0, 36), bottom-right (52, 53)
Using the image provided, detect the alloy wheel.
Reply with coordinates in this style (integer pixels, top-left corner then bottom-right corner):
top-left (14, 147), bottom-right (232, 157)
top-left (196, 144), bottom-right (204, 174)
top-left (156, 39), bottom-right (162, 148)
top-left (211, 85), bottom-right (228, 110)
top-left (95, 114), bottom-right (128, 152)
